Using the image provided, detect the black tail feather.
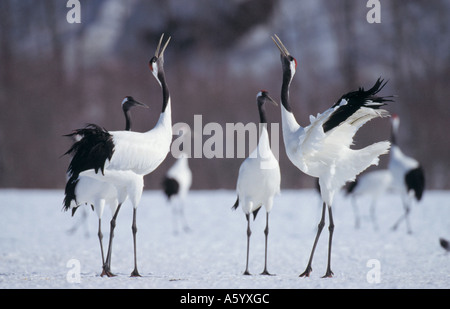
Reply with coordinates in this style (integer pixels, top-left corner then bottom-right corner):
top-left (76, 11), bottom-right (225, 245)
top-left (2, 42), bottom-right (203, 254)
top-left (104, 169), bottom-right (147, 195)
top-left (440, 238), bottom-right (450, 251)
top-left (232, 196), bottom-right (239, 210)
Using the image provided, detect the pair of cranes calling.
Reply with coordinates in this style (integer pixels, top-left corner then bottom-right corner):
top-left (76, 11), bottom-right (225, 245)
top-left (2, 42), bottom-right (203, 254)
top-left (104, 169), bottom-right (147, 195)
top-left (63, 33), bottom-right (418, 278)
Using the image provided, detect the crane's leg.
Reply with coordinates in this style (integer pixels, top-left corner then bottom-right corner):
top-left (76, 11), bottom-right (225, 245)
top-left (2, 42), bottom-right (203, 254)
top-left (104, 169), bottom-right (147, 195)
top-left (101, 203), bottom-right (122, 277)
top-left (244, 214), bottom-right (252, 275)
top-left (130, 208), bottom-right (141, 277)
top-left (370, 199), bottom-right (379, 231)
top-left (179, 201), bottom-right (191, 233)
top-left (261, 212), bottom-right (273, 276)
top-left (98, 218), bottom-right (105, 268)
top-left (352, 197), bottom-right (360, 229)
top-left (391, 197), bottom-right (412, 234)
top-left (322, 204), bottom-right (334, 278)
top-left (300, 202), bottom-right (326, 277)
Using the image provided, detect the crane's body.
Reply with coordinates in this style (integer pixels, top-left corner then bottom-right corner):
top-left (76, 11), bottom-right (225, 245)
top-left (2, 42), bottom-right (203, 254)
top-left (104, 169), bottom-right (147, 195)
top-left (233, 91), bottom-right (280, 275)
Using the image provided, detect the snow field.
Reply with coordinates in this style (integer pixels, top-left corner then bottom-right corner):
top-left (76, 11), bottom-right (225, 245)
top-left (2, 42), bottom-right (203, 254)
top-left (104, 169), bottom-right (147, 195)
top-left (0, 189), bottom-right (449, 289)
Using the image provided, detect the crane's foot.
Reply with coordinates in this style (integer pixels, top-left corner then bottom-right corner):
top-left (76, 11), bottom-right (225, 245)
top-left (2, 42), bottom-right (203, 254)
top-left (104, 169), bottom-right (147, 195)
top-left (322, 269), bottom-right (334, 278)
top-left (101, 266), bottom-right (116, 277)
top-left (299, 266), bottom-right (312, 277)
top-left (130, 268), bottom-right (141, 277)
top-left (243, 270), bottom-right (251, 276)
top-left (260, 269), bottom-right (274, 276)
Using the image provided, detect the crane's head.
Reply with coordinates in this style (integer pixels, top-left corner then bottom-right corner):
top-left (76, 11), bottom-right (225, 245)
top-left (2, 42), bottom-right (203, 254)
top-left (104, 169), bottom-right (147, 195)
top-left (149, 33), bottom-right (171, 81)
top-left (272, 34), bottom-right (297, 81)
top-left (391, 113), bottom-right (400, 132)
top-left (257, 90), bottom-right (278, 108)
top-left (122, 96), bottom-right (149, 112)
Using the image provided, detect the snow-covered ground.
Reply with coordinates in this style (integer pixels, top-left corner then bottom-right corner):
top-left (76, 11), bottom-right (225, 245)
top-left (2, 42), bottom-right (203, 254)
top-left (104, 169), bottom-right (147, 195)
top-left (0, 189), bottom-right (449, 289)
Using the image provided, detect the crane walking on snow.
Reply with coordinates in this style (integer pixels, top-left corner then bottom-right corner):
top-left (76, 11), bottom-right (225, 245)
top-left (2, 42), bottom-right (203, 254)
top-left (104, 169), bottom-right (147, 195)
top-left (233, 91), bottom-right (280, 276)
top-left (272, 34), bottom-right (392, 277)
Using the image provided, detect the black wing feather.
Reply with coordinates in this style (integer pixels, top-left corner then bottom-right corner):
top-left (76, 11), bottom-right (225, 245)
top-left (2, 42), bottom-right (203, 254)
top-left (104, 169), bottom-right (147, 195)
top-left (323, 78), bottom-right (393, 133)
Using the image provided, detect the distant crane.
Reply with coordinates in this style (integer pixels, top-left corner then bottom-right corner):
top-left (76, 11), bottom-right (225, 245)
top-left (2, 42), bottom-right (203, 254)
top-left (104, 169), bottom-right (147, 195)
top-left (233, 91), bottom-right (280, 276)
top-left (63, 34), bottom-right (172, 277)
top-left (388, 114), bottom-right (425, 233)
top-left (345, 169), bottom-right (392, 230)
top-left (64, 96), bottom-right (148, 277)
top-left (162, 152), bottom-right (192, 234)
top-left (272, 34), bottom-right (392, 277)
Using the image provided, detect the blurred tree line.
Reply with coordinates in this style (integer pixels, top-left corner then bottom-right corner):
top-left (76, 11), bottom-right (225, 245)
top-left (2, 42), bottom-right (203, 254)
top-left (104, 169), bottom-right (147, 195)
top-left (0, 0), bottom-right (449, 190)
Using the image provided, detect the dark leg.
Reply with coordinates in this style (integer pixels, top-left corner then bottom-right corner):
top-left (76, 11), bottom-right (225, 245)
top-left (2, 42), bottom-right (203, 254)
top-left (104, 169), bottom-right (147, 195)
top-left (300, 202), bottom-right (326, 277)
top-left (261, 213), bottom-right (273, 276)
top-left (322, 205), bottom-right (334, 278)
top-left (391, 197), bottom-right (412, 234)
top-left (130, 208), bottom-right (141, 277)
top-left (244, 214), bottom-right (251, 275)
top-left (101, 203), bottom-right (122, 277)
top-left (98, 218), bottom-right (105, 267)
top-left (370, 199), bottom-right (379, 231)
top-left (351, 198), bottom-right (360, 229)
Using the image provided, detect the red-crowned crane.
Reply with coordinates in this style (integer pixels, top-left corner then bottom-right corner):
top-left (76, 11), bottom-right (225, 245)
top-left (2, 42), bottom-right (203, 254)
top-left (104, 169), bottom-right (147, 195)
top-left (162, 152), bottom-right (192, 234)
top-left (63, 34), bottom-right (172, 277)
top-left (388, 114), bottom-right (425, 233)
top-left (233, 91), bottom-right (280, 276)
top-left (345, 169), bottom-right (392, 230)
top-left (64, 96), bottom-right (148, 277)
top-left (272, 35), bottom-right (392, 278)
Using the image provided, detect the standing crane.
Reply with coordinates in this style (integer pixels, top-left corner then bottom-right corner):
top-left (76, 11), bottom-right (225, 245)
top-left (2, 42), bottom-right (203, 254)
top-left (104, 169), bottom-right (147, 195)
top-left (64, 96), bottom-right (148, 277)
top-left (233, 91), bottom-right (280, 276)
top-left (162, 152), bottom-right (192, 234)
top-left (345, 169), bottom-right (392, 229)
top-left (388, 114), bottom-right (425, 233)
top-left (63, 34), bottom-right (172, 277)
top-left (272, 34), bottom-right (392, 277)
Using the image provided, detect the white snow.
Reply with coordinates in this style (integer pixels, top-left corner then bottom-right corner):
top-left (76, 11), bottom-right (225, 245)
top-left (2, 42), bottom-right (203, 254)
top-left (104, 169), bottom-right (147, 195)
top-left (0, 189), bottom-right (449, 289)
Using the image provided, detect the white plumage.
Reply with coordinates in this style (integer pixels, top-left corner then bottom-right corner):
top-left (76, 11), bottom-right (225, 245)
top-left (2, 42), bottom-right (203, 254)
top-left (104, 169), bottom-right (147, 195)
top-left (233, 91), bottom-right (280, 276)
top-left (272, 35), bottom-right (391, 278)
top-left (163, 152), bottom-right (193, 234)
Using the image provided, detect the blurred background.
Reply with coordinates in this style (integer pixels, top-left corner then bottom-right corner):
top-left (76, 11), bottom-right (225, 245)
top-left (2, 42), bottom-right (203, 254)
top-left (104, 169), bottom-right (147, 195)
top-left (0, 0), bottom-right (449, 190)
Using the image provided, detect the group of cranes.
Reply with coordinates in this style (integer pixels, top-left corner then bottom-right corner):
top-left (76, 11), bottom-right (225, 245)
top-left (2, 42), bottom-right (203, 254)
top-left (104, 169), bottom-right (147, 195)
top-left (62, 33), bottom-right (422, 279)
top-left (64, 34), bottom-right (172, 277)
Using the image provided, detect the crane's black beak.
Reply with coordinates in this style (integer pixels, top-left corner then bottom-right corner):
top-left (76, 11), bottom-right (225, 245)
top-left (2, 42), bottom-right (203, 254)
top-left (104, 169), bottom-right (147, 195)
top-left (271, 34), bottom-right (291, 57)
top-left (130, 98), bottom-right (149, 109)
top-left (265, 93), bottom-right (278, 107)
